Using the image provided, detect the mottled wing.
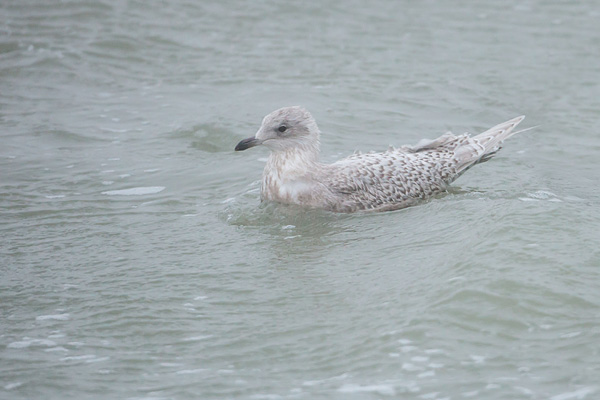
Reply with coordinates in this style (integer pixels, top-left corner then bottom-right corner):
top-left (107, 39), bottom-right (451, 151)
top-left (324, 146), bottom-right (457, 211)
top-left (321, 116), bottom-right (525, 212)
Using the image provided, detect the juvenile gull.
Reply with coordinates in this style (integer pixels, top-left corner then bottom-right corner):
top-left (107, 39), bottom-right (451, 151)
top-left (235, 107), bottom-right (525, 213)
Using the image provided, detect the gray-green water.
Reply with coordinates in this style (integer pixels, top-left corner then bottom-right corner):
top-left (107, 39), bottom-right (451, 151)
top-left (1, 1), bottom-right (599, 399)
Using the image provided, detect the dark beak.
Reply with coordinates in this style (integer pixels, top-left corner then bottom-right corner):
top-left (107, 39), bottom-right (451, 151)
top-left (235, 137), bottom-right (261, 151)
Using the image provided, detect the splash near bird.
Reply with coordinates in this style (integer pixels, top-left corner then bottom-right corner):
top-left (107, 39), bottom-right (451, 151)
top-left (235, 107), bottom-right (525, 213)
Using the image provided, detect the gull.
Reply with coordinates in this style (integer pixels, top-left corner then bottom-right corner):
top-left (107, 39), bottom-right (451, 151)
top-left (235, 106), bottom-right (525, 213)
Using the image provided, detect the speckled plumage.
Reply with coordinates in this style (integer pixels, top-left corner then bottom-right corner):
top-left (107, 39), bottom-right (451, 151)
top-left (235, 106), bottom-right (525, 213)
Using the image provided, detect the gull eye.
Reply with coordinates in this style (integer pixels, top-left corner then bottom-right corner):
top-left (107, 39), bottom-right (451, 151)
top-left (277, 125), bottom-right (287, 133)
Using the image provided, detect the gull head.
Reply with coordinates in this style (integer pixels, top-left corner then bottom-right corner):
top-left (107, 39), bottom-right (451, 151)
top-left (235, 106), bottom-right (320, 152)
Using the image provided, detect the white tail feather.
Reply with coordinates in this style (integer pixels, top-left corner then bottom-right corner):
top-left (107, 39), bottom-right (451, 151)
top-left (454, 115), bottom-right (526, 173)
top-left (474, 115), bottom-right (525, 153)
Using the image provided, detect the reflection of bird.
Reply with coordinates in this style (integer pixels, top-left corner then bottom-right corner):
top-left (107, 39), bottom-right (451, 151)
top-left (235, 106), bottom-right (525, 213)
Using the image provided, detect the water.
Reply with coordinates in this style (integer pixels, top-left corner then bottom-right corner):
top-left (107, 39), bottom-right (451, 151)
top-left (1, 0), bottom-right (599, 399)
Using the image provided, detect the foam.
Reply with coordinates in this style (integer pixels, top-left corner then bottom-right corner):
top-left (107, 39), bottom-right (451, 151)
top-left (338, 383), bottom-right (396, 396)
top-left (36, 313), bottom-right (70, 321)
top-left (102, 186), bottom-right (165, 196)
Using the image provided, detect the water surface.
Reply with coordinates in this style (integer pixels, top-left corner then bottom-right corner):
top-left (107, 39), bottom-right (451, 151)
top-left (1, 1), bottom-right (599, 399)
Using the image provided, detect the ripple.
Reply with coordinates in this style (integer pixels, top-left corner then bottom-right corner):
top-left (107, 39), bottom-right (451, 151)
top-left (338, 383), bottom-right (397, 396)
top-left (551, 387), bottom-right (597, 400)
top-left (7, 338), bottom-right (57, 349)
top-left (36, 313), bottom-right (70, 321)
top-left (102, 186), bottom-right (165, 196)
